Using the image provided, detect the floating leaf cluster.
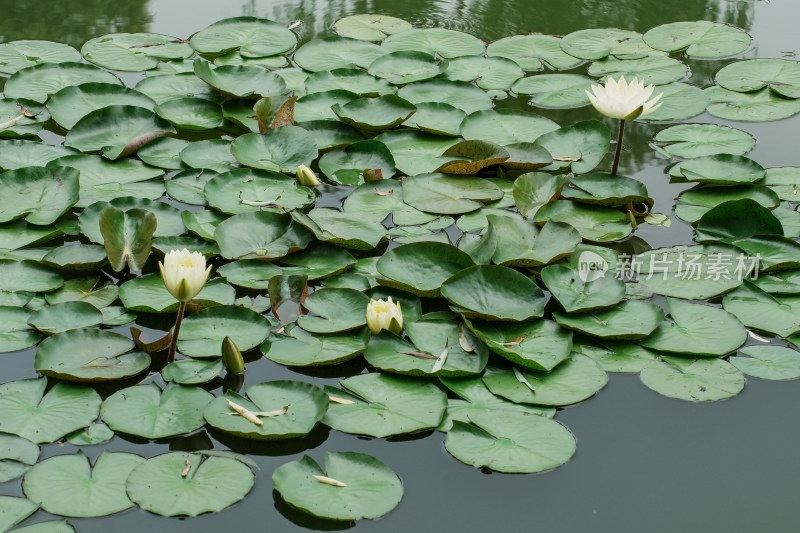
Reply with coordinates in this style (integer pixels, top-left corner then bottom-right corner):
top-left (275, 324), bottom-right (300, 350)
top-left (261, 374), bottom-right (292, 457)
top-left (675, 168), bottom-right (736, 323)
top-left (0, 12), bottom-right (799, 529)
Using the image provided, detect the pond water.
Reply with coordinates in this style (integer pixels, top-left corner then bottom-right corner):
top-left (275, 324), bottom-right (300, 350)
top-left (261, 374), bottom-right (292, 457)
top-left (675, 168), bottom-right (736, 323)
top-left (1, 0), bottom-right (799, 532)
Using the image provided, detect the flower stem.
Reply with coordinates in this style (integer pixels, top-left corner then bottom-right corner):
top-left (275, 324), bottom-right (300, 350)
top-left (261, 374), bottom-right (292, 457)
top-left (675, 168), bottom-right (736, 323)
top-left (611, 119), bottom-right (626, 176)
top-left (167, 301), bottom-right (187, 363)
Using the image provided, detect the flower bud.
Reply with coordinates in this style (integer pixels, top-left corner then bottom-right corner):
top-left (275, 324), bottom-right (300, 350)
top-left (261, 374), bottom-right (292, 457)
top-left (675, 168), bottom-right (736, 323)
top-left (296, 165), bottom-right (320, 187)
top-left (221, 336), bottom-right (245, 375)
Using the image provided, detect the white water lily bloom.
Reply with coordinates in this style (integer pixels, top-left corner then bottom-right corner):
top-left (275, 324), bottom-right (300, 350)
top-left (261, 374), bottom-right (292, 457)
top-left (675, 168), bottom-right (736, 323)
top-left (296, 164), bottom-right (320, 187)
top-left (366, 297), bottom-right (403, 335)
top-left (158, 248), bottom-right (211, 303)
top-left (586, 76), bottom-right (663, 120)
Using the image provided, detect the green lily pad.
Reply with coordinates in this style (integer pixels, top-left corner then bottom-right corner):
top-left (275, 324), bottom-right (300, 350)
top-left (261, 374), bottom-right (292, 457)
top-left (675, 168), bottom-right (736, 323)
top-left (382, 28), bottom-right (484, 58)
top-left (193, 60), bottom-right (286, 99)
top-left (640, 356), bottom-right (745, 402)
top-left (0, 306), bottom-right (40, 353)
top-left (0, 40), bottom-right (81, 75)
top-left (0, 434), bottom-right (38, 483)
top-left (4, 62), bottom-right (121, 103)
top-left (27, 301), bottom-right (103, 335)
top-left (397, 79), bottom-right (492, 114)
top-left (273, 452), bottom-right (402, 521)
top-left (512, 73), bottom-right (593, 108)
top-left (0, 166), bottom-right (79, 225)
top-left (214, 211), bottom-right (312, 260)
top-left (318, 140), bottom-right (395, 185)
top-left (577, 340), bottom-right (658, 373)
top-left (560, 28), bottom-right (642, 60)
top-left (723, 282), bottom-right (800, 338)
top-left (305, 68), bottom-right (396, 96)
top-left (46, 83), bottom-right (156, 130)
top-left (0, 495), bottom-right (38, 532)
top-left (641, 82), bottom-right (711, 122)
top-left (643, 21), bottom-right (751, 58)
top-left (80, 197), bottom-right (183, 244)
top-left (189, 16), bottom-right (295, 57)
top-left (333, 14), bottom-right (413, 41)
top-left (466, 318), bottom-right (572, 371)
top-left (715, 59), bottom-right (800, 98)
top-left (323, 372), bottom-right (447, 437)
top-left (638, 298), bottom-right (746, 356)
top-left (534, 200), bottom-right (632, 242)
top-left (695, 199), bottom-right (784, 242)
top-left (65, 422), bottom-right (114, 445)
top-left (45, 276), bottom-right (118, 309)
top-left (670, 154), bottom-right (765, 185)
top-left (165, 169), bottom-right (216, 205)
top-left (294, 90), bottom-right (359, 122)
top-left (24, 451), bottom-right (144, 517)
top-left (533, 120), bottom-right (610, 174)
top-left (488, 34), bottom-right (582, 70)
top-left (296, 119), bottom-right (366, 150)
top-left (482, 354), bottom-right (608, 406)
top-left (764, 167), bottom-right (800, 201)
top-left (542, 264), bottom-right (626, 313)
top-left (561, 172), bottom-right (648, 206)
top-left (730, 345), bottom-right (800, 381)
top-left (294, 36), bottom-right (387, 71)
top-left (0, 379), bottom-right (101, 443)
top-left (375, 130), bottom-right (460, 176)
top-left (727, 235), bottom-right (800, 271)
top-left (445, 410), bottom-right (575, 473)
top-left (705, 86), bottom-right (800, 122)
top-left (460, 109), bottom-right (560, 145)
top-left (295, 288), bottom-right (370, 334)
top-left (82, 33), bottom-right (193, 71)
top-left (231, 126), bottom-right (318, 173)
top-left (554, 300), bottom-right (664, 340)
top-left (135, 73), bottom-right (224, 105)
top-left (0, 259), bottom-right (62, 293)
top-left (332, 95), bottom-right (417, 131)
top-left (0, 140), bottom-right (78, 171)
top-left (155, 97), bottom-right (224, 130)
top-left (588, 55), bottom-right (688, 85)
top-left (218, 260), bottom-right (282, 289)
top-left (204, 381), bottom-right (327, 439)
top-left (180, 140), bottom-right (237, 172)
top-left (204, 168), bottom-right (313, 214)
top-left (101, 382), bottom-right (214, 439)
top-left (653, 124), bottom-right (755, 159)
top-left (65, 105), bottom-right (176, 160)
top-left (488, 216), bottom-right (582, 267)
top-left (368, 51), bottom-right (441, 85)
top-left (402, 102), bottom-right (465, 136)
top-left (291, 208), bottom-right (385, 250)
top-left (0, 98), bottom-right (48, 138)
top-left (99, 206), bottom-right (157, 272)
top-left (513, 172), bottom-right (567, 217)
top-left (441, 55), bottom-right (523, 90)
top-left (441, 265), bottom-right (546, 321)
top-left (126, 451), bottom-right (255, 517)
top-left (178, 305), bottom-right (270, 358)
top-left (136, 137), bottom-right (190, 169)
top-left (376, 242), bottom-right (474, 298)
top-left (119, 274), bottom-right (235, 313)
top-left (162, 358), bottom-right (224, 385)
top-left (36, 328), bottom-right (150, 382)
top-left (402, 173), bottom-right (503, 215)
top-left (435, 140), bottom-right (509, 175)
top-left (262, 324), bottom-right (370, 366)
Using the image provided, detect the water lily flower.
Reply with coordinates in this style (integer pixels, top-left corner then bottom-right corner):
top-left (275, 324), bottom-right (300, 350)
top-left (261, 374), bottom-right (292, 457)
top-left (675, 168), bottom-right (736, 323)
top-left (296, 164), bottom-right (320, 187)
top-left (366, 297), bottom-right (403, 335)
top-left (158, 248), bottom-right (211, 303)
top-left (585, 76), bottom-right (663, 174)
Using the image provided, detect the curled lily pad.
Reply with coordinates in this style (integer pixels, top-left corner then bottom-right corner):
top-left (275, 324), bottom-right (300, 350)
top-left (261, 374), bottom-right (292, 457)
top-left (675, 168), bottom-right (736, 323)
top-left (65, 105), bottom-right (176, 160)
top-left (323, 372), bottom-right (447, 437)
top-left (231, 126), bottom-right (318, 173)
top-left (441, 265), bottom-right (546, 321)
top-left (262, 324), bottom-right (370, 367)
top-left (82, 33), bottom-right (193, 71)
top-left (436, 140), bottom-right (509, 175)
top-left (80, 197), bottom-right (184, 244)
top-left (513, 172), bottom-right (566, 217)
top-left (101, 382), bottom-right (214, 439)
top-left (126, 451), bottom-right (255, 517)
top-left (24, 451), bottom-right (144, 517)
top-left (482, 355), bottom-right (608, 406)
top-left (0, 379), bottom-right (101, 443)
top-left (640, 356), bottom-right (745, 402)
top-left (445, 410), bottom-right (575, 473)
top-left (488, 216), bottom-right (582, 267)
top-left (204, 381), bottom-right (327, 439)
top-left (273, 452), bottom-right (403, 521)
top-left (189, 16), bottom-right (296, 58)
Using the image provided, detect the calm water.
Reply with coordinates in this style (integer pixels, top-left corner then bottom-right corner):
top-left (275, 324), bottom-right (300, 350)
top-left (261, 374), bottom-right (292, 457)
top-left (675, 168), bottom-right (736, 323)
top-left (1, 1), bottom-right (799, 532)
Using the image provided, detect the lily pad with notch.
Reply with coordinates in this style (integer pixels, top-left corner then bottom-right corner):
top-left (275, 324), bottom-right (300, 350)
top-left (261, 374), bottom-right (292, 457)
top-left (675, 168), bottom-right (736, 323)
top-left (177, 305), bottom-right (271, 358)
top-left (214, 211), bottom-right (312, 260)
top-left (441, 265), bottom-right (546, 321)
top-left (204, 168), bottom-right (314, 214)
top-left (465, 317), bottom-right (572, 371)
top-left (640, 356), bottom-right (745, 402)
top-left (296, 288), bottom-right (370, 334)
top-left (554, 300), bottom-right (664, 340)
top-left (262, 324), bottom-right (370, 367)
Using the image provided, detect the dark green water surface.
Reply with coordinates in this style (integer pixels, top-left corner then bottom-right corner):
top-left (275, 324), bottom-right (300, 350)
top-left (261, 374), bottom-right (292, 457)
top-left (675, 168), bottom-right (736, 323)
top-left (1, 1), bottom-right (799, 532)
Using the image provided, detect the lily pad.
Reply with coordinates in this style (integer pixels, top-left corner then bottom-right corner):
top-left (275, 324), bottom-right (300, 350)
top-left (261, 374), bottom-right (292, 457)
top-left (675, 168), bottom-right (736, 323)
top-left (119, 274), bottom-right (234, 313)
top-left (0, 379), bottom-right (101, 443)
top-left (4, 62), bottom-right (121, 103)
top-left (460, 109), bottom-right (560, 145)
top-left (292, 208), bottom-right (386, 250)
top-left (214, 211), bottom-right (312, 260)
top-left (204, 381), bottom-right (327, 439)
top-left (47, 83), bottom-right (156, 130)
top-left (561, 172), bottom-right (649, 206)
top-left (231, 126), bottom-right (318, 172)
top-left (318, 140), bottom-right (396, 185)
top-left (588, 55), bottom-right (688, 85)
top-left (441, 55), bottom-right (523, 90)
top-left (368, 51), bottom-right (441, 85)
top-left (0, 40), bottom-right (81, 75)
top-left (640, 356), bottom-right (745, 402)
top-left (402, 173), bottom-right (503, 215)
top-left (375, 130), bottom-right (460, 176)
top-left (542, 264), bottom-right (626, 313)
top-left (101, 382), bottom-right (214, 439)
top-left (382, 28), bottom-right (484, 58)
top-left (193, 60), bottom-right (286, 99)
top-left (466, 318), bottom-right (572, 371)
top-left (533, 120), bottom-right (610, 174)
top-left (0, 434), bottom-right (38, 483)
top-left (204, 168), bottom-right (313, 214)
top-left (189, 16), bottom-right (296, 57)
top-left (0, 166), bottom-right (79, 225)
top-left (23, 451), bottom-right (144, 517)
top-left (0, 140), bottom-right (78, 171)
top-left (513, 172), bottom-right (567, 217)
top-left (332, 95), bottom-right (417, 131)
top-left (397, 79), bottom-right (492, 114)
top-left (294, 36), bottom-right (387, 71)
top-left (296, 288), bottom-right (370, 334)
top-left (705, 86), bottom-right (800, 122)
top-left (722, 282), bottom-right (800, 338)
top-left (488, 216), bottom-right (582, 267)
top-left (643, 21), bottom-right (751, 58)
top-left (273, 452), bottom-right (403, 521)
top-left (554, 300), bottom-right (664, 340)
top-left (376, 242), bottom-right (474, 298)
top-left (534, 200), bottom-right (632, 242)
top-left (323, 372), bottom-right (447, 437)
top-left (262, 324), bottom-right (370, 367)
top-left (441, 265), bottom-right (546, 321)
top-left (305, 68), bottom-right (396, 96)
top-left (294, 90), bottom-right (359, 122)
top-left (512, 74), bottom-right (593, 108)
top-left (27, 302), bottom-right (103, 335)
top-left (135, 73), bottom-right (224, 105)
top-left (80, 197), bottom-right (183, 244)
top-left (715, 59), bottom-right (800, 98)
top-left (44, 276), bottom-right (118, 309)
top-left (178, 305), bottom-right (270, 358)
top-left (162, 358), bottom-right (224, 385)
top-left (82, 33), bottom-right (193, 71)
top-left (488, 34), bottom-right (582, 70)
top-left (560, 28), bottom-right (642, 60)
top-left (126, 451), bottom-right (255, 517)
top-left (653, 124), bottom-right (755, 159)
top-left (730, 346), bottom-right (800, 381)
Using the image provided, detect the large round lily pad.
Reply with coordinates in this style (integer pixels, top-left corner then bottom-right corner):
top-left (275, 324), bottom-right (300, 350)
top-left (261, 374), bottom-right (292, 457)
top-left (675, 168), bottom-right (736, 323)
top-left (82, 33), bottom-right (193, 71)
top-left (441, 265), bottom-right (546, 321)
top-left (189, 17), bottom-right (296, 58)
top-left (231, 126), bottom-right (318, 173)
top-left (376, 242), bottom-right (475, 298)
top-left (643, 21), bottom-right (751, 58)
top-left (554, 300), bottom-right (664, 340)
top-left (640, 356), bottom-right (745, 402)
top-left (177, 305), bottom-right (270, 358)
top-left (0, 166), bottom-right (79, 225)
top-left (214, 211), bottom-right (312, 261)
top-left (262, 324), bottom-right (370, 367)
top-left (4, 62), bottom-right (121, 103)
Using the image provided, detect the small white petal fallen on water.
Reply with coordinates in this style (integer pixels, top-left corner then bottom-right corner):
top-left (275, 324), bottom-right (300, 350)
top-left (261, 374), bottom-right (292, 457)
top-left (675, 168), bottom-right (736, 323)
top-left (227, 399), bottom-right (263, 426)
top-left (313, 475), bottom-right (347, 487)
top-left (747, 330), bottom-right (771, 343)
top-left (288, 20), bottom-right (303, 29)
top-left (0, 113), bottom-right (25, 130)
top-left (513, 367), bottom-right (536, 392)
top-left (328, 395), bottom-right (356, 405)
top-left (225, 405), bottom-right (289, 417)
top-left (431, 339), bottom-right (449, 373)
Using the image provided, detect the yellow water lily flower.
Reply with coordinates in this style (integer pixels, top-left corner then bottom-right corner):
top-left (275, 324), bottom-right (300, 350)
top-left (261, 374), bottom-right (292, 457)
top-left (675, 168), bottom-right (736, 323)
top-left (158, 248), bottom-right (211, 303)
top-left (586, 76), bottom-right (663, 120)
top-left (296, 164), bottom-right (321, 187)
top-left (366, 297), bottom-right (403, 335)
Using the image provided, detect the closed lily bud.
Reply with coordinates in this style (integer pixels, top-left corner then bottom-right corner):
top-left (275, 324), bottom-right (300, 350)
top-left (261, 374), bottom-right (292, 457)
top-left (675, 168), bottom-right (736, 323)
top-left (296, 164), bottom-right (320, 187)
top-left (221, 336), bottom-right (245, 375)
top-left (158, 248), bottom-right (211, 303)
top-left (366, 297), bottom-right (403, 335)
top-left (586, 76), bottom-right (663, 121)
